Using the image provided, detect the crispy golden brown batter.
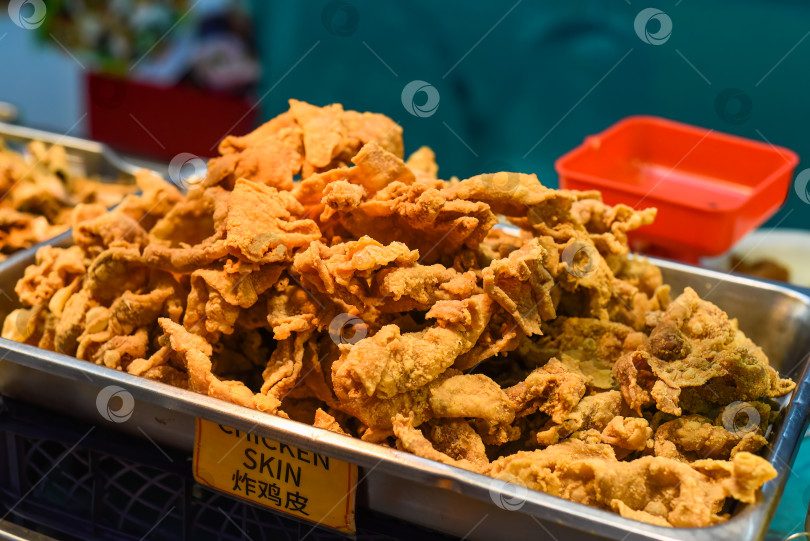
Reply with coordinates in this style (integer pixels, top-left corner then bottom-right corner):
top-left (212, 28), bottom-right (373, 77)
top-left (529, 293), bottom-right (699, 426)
top-left (482, 238), bottom-right (555, 336)
top-left (313, 408), bottom-right (350, 435)
top-left (507, 358), bottom-right (587, 424)
top-left (332, 180), bottom-right (499, 264)
top-left (528, 317), bottom-right (645, 389)
top-left (654, 414), bottom-right (768, 461)
top-left (15, 245), bottom-right (85, 307)
top-left (489, 440), bottom-right (776, 527)
top-left (332, 295), bottom-right (496, 400)
top-left (614, 288), bottom-right (795, 416)
top-left (393, 413), bottom-right (488, 473)
top-left (534, 389), bottom-right (624, 446)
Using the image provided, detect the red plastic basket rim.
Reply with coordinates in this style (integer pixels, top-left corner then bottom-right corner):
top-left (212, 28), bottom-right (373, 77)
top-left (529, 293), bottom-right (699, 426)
top-left (554, 115), bottom-right (800, 213)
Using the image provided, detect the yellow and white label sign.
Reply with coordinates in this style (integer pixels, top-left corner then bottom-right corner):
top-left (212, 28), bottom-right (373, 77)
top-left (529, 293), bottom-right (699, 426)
top-left (193, 418), bottom-right (357, 534)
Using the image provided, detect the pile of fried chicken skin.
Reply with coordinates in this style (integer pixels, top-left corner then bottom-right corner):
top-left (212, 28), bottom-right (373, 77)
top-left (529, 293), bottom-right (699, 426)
top-left (3, 101), bottom-right (796, 528)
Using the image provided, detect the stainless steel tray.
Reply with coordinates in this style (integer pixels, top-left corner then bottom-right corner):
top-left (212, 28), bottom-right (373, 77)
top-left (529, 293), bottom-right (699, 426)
top-left (0, 235), bottom-right (808, 541)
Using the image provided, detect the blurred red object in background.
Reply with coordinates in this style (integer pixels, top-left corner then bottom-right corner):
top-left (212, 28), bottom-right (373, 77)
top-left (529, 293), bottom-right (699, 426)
top-left (556, 116), bottom-right (799, 262)
top-left (86, 72), bottom-right (258, 161)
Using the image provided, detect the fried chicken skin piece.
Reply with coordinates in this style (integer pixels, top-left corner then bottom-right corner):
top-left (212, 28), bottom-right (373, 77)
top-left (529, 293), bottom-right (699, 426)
top-left (393, 413), bottom-right (488, 473)
top-left (73, 286), bottom-right (174, 367)
top-left (372, 265), bottom-right (478, 312)
top-left (15, 246), bottom-right (85, 307)
top-left (425, 419), bottom-right (490, 468)
top-left (0, 210), bottom-right (64, 257)
top-left (404, 146), bottom-right (438, 179)
top-left (73, 205), bottom-right (149, 256)
top-left (113, 169), bottom-right (184, 231)
top-left (429, 374), bottom-right (515, 425)
top-left (528, 317), bottom-right (645, 389)
top-left (614, 288), bottom-right (795, 416)
top-left (312, 408), bottom-right (350, 435)
top-left (182, 260), bottom-right (284, 337)
top-left (225, 178), bottom-right (320, 262)
top-left (157, 318), bottom-right (283, 414)
top-left (453, 308), bottom-right (524, 371)
top-left (429, 373), bottom-right (518, 445)
top-left (332, 295), bottom-right (495, 400)
top-left (331, 369), bottom-right (461, 438)
top-left (613, 349), bottom-right (657, 415)
top-left (292, 236), bottom-right (418, 308)
top-left (291, 100), bottom-right (403, 177)
top-left (208, 99), bottom-right (403, 191)
top-left (264, 283), bottom-right (345, 340)
top-left (507, 358), bottom-right (587, 424)
top-left (488, 439), bottom-right (777, 527)
top-left (340, 140), bottom-right (415, 194)
top-left (2, 305), bottom-right (45, 344)
top-left (446, 172), bottom-right (570, 218)
top-left (534, 389), bottom-right (624, 446)
top-left (206, 110), bottom-right (303, 191)
top-left (293, 235), bottom-right (478, 313)
top-left (571, 195), bottom-right (657, 256)
top-left (482, 238), bottom-right (555, 336)
top-left (654, 414), bottom-right (768, 461)
top-left (600, 416), bottom-right (653, 452)
top-left (260, 330), bottom-right (314, 403)
top-left (334, 180), bottom-right (498, 264)
top-left (478, 227), bottom-right (531, 262)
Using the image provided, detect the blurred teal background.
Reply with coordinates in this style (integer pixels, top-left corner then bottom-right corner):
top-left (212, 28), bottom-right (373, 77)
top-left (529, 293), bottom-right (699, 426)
top-left (252, 0), bottom-right (810, 231)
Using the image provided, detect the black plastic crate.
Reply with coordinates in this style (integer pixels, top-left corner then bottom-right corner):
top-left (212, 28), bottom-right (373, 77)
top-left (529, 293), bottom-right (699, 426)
top-left (0, 396), bottom-right (452, 541)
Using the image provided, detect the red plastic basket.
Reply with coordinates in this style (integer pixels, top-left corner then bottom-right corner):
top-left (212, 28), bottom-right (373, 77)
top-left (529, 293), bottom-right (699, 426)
top-left (555, 116), bottom-right (799, 260)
